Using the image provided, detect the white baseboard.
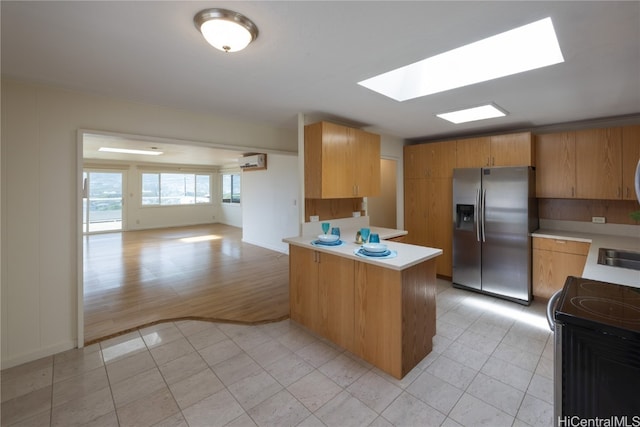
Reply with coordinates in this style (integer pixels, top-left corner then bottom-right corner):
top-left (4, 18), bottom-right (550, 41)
top-left (1, 339), bottom-right (77, 370)
top-left (241, 238), bottom-right (289, 255)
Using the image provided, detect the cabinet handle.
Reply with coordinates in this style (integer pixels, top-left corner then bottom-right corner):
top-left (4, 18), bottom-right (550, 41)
top-left (555, 240), bottom-right (567, 244)
top-left (486, 157), bottom-right (490, 166)
top-left (617, 187), bottom-right (621, 198)
top-left (491, 157), bottom-right (495, 166)
top-left (571, 187), bottom-right (575, 197)
top-left (627, 187), bottom-right (630, 198)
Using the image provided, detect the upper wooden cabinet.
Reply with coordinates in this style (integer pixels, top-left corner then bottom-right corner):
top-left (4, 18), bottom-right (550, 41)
top-left (535, 132), bottom-right (577, 198)
top-left (622, 125), bottom-right (640, 200)
top-left (456, 137), bottom-right (491, 168)
top-left (305, 121), bottom-right (381, 199)
top-left (536, 126), bottom-right (638, 200)
top-left (456, 132), bottom-right (534, 168)
top-left (404, 141), bottom-right (456, 179)
top-left (575, 127), bottom-right (622, 200)
top-left (490, 132), bottom-right (535, 167)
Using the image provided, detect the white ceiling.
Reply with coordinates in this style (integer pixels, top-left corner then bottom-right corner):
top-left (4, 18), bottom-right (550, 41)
top-left (82, 132), bottom-right (247, 167)
top-left (2, 1), bottom-right (639, 165)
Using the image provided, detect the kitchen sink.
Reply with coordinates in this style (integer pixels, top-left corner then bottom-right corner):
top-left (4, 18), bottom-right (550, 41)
top-left (597, 248), bottom-right (640, 271)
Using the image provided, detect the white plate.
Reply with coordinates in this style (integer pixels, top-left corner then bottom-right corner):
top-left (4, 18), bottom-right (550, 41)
top-left (317, 234), bottom-right (339, 243)
top-left (362, 243), bottom-right (387, 253)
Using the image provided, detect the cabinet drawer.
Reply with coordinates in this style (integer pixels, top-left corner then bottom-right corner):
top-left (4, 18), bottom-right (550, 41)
top-left (533, 237), bottom-right (590, 256)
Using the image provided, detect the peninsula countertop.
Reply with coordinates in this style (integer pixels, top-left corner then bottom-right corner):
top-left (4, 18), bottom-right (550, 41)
top-left (283, 231), bottom-right (441, 271)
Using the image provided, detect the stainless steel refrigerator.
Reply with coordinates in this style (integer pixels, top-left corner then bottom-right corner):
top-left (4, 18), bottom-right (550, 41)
top-left (452, 167), bottom-right (538, 304)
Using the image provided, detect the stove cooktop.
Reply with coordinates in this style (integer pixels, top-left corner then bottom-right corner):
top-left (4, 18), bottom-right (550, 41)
top-left (555, 276), bottom-right (640, 339)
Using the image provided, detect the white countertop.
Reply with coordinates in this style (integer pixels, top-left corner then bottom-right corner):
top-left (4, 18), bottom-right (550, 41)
top-left (532, 224), bottom-right (640, 288)
top-left (283, 228), bottom-right (441, 271)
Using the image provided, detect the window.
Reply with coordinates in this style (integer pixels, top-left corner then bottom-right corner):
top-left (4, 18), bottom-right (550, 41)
top-left (222, 173), bottom-right (241, 204)
top-left (141, 173), bottom-right (211, 206)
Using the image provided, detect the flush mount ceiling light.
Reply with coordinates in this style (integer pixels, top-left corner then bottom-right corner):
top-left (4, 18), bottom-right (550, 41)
top-left (359, 17), bottom-right (564, 101)
top-left (194, 8), bottom-right (258, 53)
top-left (99, 147), bottom-right (163, 156)
top-left (437, 104), bottom-right (507, 124)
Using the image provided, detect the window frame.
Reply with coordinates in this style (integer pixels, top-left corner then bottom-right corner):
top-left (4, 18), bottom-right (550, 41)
top-left (221, 172), bottom-right (241, 205)
top-left (140, 171), bottom-right (212, 207)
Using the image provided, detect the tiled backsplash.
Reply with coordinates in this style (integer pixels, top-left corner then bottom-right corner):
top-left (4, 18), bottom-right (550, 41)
top-left (538, 198), bottom-right (639, 225)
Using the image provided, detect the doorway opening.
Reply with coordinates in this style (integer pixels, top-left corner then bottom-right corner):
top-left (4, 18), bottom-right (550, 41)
top-left (82, 170), bottom-right (125, 234)
top-left (367, 158), bottom-right (398, 229)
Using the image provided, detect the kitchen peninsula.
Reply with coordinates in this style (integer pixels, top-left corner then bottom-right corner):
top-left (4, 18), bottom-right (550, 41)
top-left (283, 226), bottom-right (442, 379)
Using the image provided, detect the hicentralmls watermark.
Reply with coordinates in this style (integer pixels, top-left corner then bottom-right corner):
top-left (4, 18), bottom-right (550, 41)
top-left (558, 416), bottom-right (640, 427)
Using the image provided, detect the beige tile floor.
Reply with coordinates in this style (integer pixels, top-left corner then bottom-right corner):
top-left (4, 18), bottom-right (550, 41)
top-left (1, 280), bottom-right (554, 427)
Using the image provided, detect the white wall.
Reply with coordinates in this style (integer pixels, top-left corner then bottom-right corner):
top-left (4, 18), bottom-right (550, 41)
top-left (0, 79), bottom-right (297, 368)
top-left (241, 154), bottom-right (300, 253)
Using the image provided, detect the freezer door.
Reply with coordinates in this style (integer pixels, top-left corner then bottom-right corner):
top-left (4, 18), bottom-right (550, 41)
top-left (481, 167), bottom-right (532, 302)
top-left (452, 168), bottom-right (482, 291)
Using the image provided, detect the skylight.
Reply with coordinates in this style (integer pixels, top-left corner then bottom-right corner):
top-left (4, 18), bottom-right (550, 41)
top-left (99, 147), bottom-right (163, 156)
top-left (358, 17), bottom-right (564, 101)
top-left (437, 104), bottom-right (507, 124)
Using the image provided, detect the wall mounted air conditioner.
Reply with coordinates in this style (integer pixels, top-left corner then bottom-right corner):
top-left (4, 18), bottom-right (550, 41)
top-left (238, 153), bottom-right (267, 170)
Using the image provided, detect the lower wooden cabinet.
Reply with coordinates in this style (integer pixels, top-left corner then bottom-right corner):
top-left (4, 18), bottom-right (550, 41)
top-left (532, 237), bottom-right (590, 299)
top-left (289, 245), bottom-right (354, 350)
top-left (354, 260), bottom-right (436, 378)
top-left (289, 245), bottom-right (437, 378)
top-left (403, 178), bottom-right (452, 277)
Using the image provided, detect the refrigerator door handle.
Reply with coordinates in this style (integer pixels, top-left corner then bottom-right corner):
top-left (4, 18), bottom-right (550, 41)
top-left (475, 188), bottom-right (481, 242)
top-left (481, 188), bottom-right (487, 242)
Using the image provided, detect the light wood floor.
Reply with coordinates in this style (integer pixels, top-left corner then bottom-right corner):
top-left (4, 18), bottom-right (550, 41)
top-left (83, 224), bottom-right (290, 345)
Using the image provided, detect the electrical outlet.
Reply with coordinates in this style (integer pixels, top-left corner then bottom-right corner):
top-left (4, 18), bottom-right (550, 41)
top-left (592, 216), bottom-right (606, 224)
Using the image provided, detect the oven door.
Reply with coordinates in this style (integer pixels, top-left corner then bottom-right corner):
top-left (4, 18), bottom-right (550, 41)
top-left (546, 289), bottom-right (564, 422)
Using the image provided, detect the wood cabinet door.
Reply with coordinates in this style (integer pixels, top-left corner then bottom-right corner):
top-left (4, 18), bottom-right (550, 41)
top-left (456, 137), bottom-right (491, 168)
top-left (305, 122), bottom-right (380, 199)
top-left (404, 144), bottom-right (429, 179)
top-left (289, 246), bottom-right (319, 330)
top-left (317, 252), bottom-right (354, 351)
top-left (320, 122), bottom-right (355, 198)
top-left (575, 127), bottom-right (622, 199)
top-left (490, 132), bottom-right (534, 167)
top-left (304, 122), bottom-right (324, 199)
top-left (535, 132), bottom-right (576, 198)
top-left (622, 125), bottom-right (640, 201)
top-left (354, 262), bottom-right (402, 377)
top-left (403, 179), bottom-right (428, 246)
top-left (426, 141), bottom-right (457, 178)
top-left (532, 248), bottom-right (587, 299)
top-left (426, 178), bottom-right (453, 277)
top-left (353, 128), bottom-right (381, 197)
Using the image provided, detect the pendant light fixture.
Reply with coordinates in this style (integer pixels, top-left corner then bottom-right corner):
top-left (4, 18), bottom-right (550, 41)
top-left (194, 8), bottom-right (258, 53)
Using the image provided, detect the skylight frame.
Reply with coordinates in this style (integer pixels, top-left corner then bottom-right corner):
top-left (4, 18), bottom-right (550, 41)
top-left (358, 17), bottom-right (564, 102)
top-left (436, 103), bottom-right (508, 124)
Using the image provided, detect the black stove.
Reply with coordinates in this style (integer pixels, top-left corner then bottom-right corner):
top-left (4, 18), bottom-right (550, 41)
top-left (556, 276), bottom-right (640, 340)
top-left (552, 276), bottom-right (640, 419)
